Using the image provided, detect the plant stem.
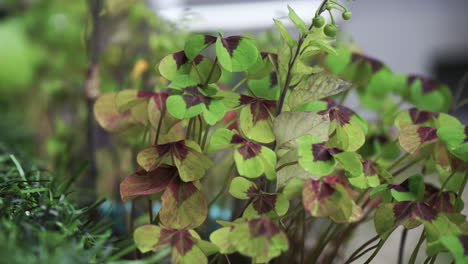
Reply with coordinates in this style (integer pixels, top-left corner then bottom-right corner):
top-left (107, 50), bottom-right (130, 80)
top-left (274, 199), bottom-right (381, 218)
top-left (362, 239), bottom-right (386, 264)
top-left (458, 171), bottom-right (468, 197)
top-left (387, 153), bottom-right (410, 172)
top-left (275, 0), bottom-right (330, 116)
top-left (438, 170), bottom-right (456, 196)
top-left (154, 106), bottom-right (166, 145)
top-left (201, 123), bottom-right (211, 151)
top-left (208, 163), bottom-right (235, 207)
top-left (398, 228), bottom-right (408, 264)
top-left (345, 235), bottom-right (379, 263)
top-left (275, 161), bottom-right (298, 172)
top-left (232, 78), bottom-right (247, 92)
top-left (198, 115), bottom-right (203, 144)
top-left (408, 231), bottom-right (426, 264)
top-left (148, 199), bottom-right (153, 224)
top-left (347, 244), bottom-right (379, 263)
top-left (306, 221), bottom-right (336, 263)
top-left (391, 157), bottom-right (423, 177)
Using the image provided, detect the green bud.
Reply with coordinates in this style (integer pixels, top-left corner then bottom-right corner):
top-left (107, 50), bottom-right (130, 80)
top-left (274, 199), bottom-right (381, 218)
top-left (323, 24), bottom-right (338, 37)
top-left (342, 11), bottom-right (353, 20)
top-left (313, 16), bottom-right (325, 28)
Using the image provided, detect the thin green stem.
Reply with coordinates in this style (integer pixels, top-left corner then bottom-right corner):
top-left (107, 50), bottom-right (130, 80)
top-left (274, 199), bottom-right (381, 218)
top-left (345, 235), bottom-right (379, 263)
top-left (201, 122), bottom-right (211, 151)
top-left (408, 231), bottom-right (426, 264)
top-left (208, 163), bottom-right (235, 207)
top-left (186, 118), bottom-right (194, 139)
top-left (362, 239), bottom-right (386, 264)
top-left (391, 157), bottom-right (423, 177)
top-left (232, 78), bottom-right (247, 92)
top-left (347, 244), bottom-right (379, 263)
top-left (275, 161), bottom-right (298, 172)
top-left (458, 171), bottom-right (468, 197)
top-left (154, 106), bottom-right (166, 145)
top-left (148, 199), bottom-right (153, 224)
top-left (197, 115), bottom-right (203, 144)
top-left (429, 255), bottom-right (438, 264)
top-left (387, 153), bottom-right (410, 172)
top-left (202, 58), bottom-right (218, 88)
top-left (439, 170), bottom-right (457, 196)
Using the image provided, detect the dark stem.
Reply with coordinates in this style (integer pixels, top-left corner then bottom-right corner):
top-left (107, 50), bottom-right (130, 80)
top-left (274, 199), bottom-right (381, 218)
top-left (408, 231), bottom-right (425, 264)
top-left (398, 228), bottom-right (408, 264)
top-left (148, 199), bottom-right (153, 224)
top-left (362, 239), bottom-right (386, 264)
top-left (347, 244), bottom-right (379, 263)
top-left (345, 235), bottom-right (380, 264)
top-left (154, 106), bottom-right (167, 145)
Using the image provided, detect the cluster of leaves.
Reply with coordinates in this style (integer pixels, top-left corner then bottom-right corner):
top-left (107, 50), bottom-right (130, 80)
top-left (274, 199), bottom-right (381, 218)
top-left (94, 1), bottom-right (468, 263)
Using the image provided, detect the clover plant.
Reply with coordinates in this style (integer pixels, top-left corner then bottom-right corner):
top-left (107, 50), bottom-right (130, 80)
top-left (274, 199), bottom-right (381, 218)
top-left (94, 0), bottom-right (468, 263)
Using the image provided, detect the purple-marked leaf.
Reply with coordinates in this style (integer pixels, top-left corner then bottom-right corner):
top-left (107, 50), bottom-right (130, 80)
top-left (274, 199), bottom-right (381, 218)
top-left (120, 166), bottom-right (177, 201)
top-left (348, 160), bottom-right (381, 189)
top-left (190, 55), bottom-right (221, 84)
top-left (137, 140), bottom-right (212, 182)
top-left (399, 125), bottom-right (438, 154)
top-left (134, 225), bottom-right (209, 264)
top-left (229, 177), bottom-right (258, 200)
top-left (393, 201), bottom-right (437, 229)
top-left (389, 174), bottom-right (424, 202)
top-left (239, 95), bottom-right (276, 143)
top-left (287, 71), bottom-right (351, 109)
top-left (273, 111), bottom-right (330, 150)
top-left (351, 53), bottom-right (384, 73)
top-left (233, 135), bottom-right (277, 179)
top-left (318, 99), bottom-right (367, 151)
top-left (93, 92), bottom-right (139, 132)
top-left (167, 85), bottom-right (226, 125)
top-left (394, 108), bottom-right (461, 130)
top-left (407, 75), bottom-right (452, 112)
top-left (229, 217), bottom-right (289, 263)
top-left (184, 34), bottom-right (216, 60)
top-left (159, 51), bottom-right (191, 81)
top-left (216, 36), bottom-right (259, 72)
top-left (424, 185), bottom-right (457, 213)
top-left (297, 135), bottom-right (339, 176)
top-left (302, 178), bottom-right (341, 217)
top-left (160, 178), bottom-right (208, 229)
top-left (173, 140), bottom-right (213, 182)
top-left (244, 192), bottom-right (289, 218)
top-left (147, 93), bottom-right (185, 144)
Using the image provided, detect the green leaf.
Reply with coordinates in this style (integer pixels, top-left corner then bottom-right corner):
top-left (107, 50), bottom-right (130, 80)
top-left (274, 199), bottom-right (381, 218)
top-left (228, 217), bottom-right (289, 263)
top-left (184, 34), bottom-right (216, 60)
top-left (190, 55), bottom-right (222, 84)
top-left (216, 36), bottom-right (259, 72)
top-left (159, 51), bottom-right (191, 81)
top-left (440, 235), bottom-right (468, 264)
top-left (282, 178), bottom-right (305, 200)
top-left (134, 225), bottom-right (162, 253)
top-left (302, 178), bottom-right (341, 217)
top-left (325, 46), bottom-right (352, 74)
top-left (239, 97), bottom-right (275, 143)
top-left (374, 203), bottom-right (396, 239)
top-left (273, 19), bottom-right (297, 48)
top-left (209, 227), bottom-right (237, 254)
top-left (288, 71), bottom-right (351, 109)
top-left (287, 6), bottom-right (307, 34)
top-left (333, 152), bottom-right (363, 177)
top-left (229, 177), bottom-right (257, 200)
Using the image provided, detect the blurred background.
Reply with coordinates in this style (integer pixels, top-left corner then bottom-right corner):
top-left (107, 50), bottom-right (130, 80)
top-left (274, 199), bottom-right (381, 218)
top-left (0, 0), bottom-right (467, 263)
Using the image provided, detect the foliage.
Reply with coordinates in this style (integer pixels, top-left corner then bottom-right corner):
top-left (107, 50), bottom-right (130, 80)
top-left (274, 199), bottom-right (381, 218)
top-left (92, 0), bottom-right (468, 263)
